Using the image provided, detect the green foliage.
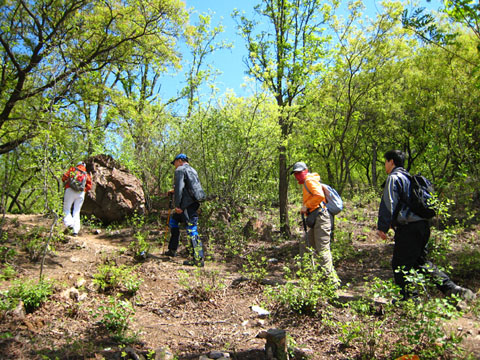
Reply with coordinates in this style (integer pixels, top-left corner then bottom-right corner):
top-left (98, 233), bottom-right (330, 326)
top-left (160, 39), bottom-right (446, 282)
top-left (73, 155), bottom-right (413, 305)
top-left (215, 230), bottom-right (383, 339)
top-left (1, 279), bottom-right (53, 314)
top-left (129, 230), bottom-right (151, 261)
top-left (240, 252), bottom-right (268, 284)
top-left (371, 276), bottom-right (464, 360)
top-left (95, 295), bottom-right (135, 339)
top-left (331, 222), bottom-right (358, 264)
top-left (93, 263), bottom-right (142, 295)
top-left (451, 245), bottom-right (480, 278)
top-left (0, 264), bottom-right (16, 281)
top-left (178, 268), bottom-right (226, 301)
top-left (0, 245), bottom-right (16, 264)
top-left (264, 253), bottom-right (338, 315)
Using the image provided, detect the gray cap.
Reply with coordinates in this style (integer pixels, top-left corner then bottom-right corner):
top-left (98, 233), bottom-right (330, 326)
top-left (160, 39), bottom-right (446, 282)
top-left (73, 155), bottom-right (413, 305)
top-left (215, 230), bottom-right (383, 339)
top-left (291, 161), bottom-right (308, 174)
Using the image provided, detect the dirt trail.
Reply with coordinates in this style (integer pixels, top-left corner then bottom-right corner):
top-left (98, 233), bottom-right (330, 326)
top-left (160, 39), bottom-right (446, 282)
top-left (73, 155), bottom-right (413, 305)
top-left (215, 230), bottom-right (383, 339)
top-left (0, 213), bottom-right (479, 359)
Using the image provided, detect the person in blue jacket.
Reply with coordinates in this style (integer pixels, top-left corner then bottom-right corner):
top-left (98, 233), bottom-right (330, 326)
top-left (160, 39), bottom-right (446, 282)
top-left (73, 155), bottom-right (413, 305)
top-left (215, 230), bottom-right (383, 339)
top-left (164, 154), bottom-right (204, 267)
top-left (377, 150), bottom-right (475, 302)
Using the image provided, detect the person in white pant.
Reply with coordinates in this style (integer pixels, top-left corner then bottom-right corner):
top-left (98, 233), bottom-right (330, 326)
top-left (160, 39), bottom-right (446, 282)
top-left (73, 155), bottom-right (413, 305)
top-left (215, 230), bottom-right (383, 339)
top-left (62, 162), bottom-right (92, 236)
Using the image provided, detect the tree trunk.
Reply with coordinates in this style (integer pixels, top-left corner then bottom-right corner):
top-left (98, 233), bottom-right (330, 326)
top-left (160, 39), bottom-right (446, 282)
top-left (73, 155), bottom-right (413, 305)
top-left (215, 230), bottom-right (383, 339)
top-left (372, 142), bottom-right (378, 188)
top-left (279, 146), bottom-right (290, 237)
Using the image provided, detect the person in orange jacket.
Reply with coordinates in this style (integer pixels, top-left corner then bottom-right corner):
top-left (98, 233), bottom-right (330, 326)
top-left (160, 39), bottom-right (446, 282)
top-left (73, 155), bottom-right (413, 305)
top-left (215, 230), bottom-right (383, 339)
top-left (62, 161), bottom-right (92, 236)
top-left (291, 161), bottom-right (340, 285)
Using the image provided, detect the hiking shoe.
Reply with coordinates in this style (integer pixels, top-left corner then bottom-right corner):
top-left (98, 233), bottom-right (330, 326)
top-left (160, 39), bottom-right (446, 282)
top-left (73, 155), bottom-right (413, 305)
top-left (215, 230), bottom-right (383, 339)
top-left (183, 259), bottom-right (204, 267)
top-left (164, 250), bottom-right (176, 257)
top-left (448, 286), bottom-right (476, 301)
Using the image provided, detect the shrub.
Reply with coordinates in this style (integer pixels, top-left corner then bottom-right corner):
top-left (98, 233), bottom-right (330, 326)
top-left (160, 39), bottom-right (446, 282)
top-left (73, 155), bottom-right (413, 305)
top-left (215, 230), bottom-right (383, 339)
top-left (178, 268), bottom-right (226, 301)
top-left (95, 295), bottom-right (135, 339)
top-left (2, 279), bottom-right (53, 313)
top-left (93, 263), bottom-right (142, 295)
top-left (264, 252), bottom-right (338, 315)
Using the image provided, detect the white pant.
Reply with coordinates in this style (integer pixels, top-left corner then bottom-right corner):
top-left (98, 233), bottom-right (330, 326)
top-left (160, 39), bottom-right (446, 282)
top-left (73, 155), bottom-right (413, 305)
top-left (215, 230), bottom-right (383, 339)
top-left (63, 187), bottom-right (85, 234)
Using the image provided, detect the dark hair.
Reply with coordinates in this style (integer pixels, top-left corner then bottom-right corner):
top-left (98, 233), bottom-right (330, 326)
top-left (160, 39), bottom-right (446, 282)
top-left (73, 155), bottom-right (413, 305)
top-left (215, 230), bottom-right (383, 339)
top-left (384, 150), bottom-right (405, 168)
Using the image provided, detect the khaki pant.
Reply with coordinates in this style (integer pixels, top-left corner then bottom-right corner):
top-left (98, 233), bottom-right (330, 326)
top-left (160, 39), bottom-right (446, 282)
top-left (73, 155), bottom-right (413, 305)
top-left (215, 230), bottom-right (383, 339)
top-left (300, 210), bottom-right (339, 282)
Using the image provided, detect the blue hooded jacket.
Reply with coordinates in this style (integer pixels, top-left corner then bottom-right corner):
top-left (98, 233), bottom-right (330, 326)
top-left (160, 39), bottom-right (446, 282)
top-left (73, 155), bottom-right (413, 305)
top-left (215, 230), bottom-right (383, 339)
top-left (377, 167), bottom-right (425, 233)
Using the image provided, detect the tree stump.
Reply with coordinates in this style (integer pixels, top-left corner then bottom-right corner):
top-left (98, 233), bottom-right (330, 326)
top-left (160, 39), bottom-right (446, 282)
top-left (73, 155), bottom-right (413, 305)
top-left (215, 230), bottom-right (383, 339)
top-left (257, 328), bottom-right (288, 360)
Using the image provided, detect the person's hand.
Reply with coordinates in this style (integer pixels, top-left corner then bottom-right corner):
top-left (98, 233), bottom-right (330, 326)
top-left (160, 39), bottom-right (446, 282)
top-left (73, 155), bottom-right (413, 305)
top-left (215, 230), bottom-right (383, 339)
top-left (175, 207), bottom-right (183, 214)
top-left (300, 205), bottom-right (308, 214)
top-left (377, 230), bottom-right (387, 240)
top-left (167, 189), bottom-right (174, 195)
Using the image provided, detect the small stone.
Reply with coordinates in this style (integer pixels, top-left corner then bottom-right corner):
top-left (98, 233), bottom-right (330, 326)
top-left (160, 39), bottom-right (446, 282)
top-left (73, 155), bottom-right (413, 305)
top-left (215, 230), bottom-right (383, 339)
top-left (75, 278), bottom-right (86, 288)
top-left (155, 347), bottom-right (174, 360)
top-left (208, 351), bottom-right (224, 359)
top-left (251, 305), bottom-right (270, 317)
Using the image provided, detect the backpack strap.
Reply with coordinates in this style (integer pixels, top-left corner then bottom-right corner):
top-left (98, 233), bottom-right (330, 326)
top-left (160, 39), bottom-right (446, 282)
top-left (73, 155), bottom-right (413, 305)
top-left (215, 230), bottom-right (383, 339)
top-left (303, 180), bottom-right (326, 210)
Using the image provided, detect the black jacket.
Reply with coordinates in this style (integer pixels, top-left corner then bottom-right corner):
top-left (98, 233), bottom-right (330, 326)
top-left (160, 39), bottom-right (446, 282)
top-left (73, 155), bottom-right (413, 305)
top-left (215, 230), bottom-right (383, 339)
top-left (377, 167), bottom-right (425, 233)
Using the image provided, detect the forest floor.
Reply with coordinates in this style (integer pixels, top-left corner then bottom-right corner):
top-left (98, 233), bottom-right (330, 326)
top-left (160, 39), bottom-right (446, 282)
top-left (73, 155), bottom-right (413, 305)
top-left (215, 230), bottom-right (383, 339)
top-left (0, 203), bottom-right (479, 360)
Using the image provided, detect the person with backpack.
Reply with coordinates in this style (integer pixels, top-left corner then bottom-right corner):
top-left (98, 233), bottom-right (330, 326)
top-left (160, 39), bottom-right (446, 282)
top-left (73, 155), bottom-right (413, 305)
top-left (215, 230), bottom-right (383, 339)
top-left (291, 161), bottom-right (340, 286)
top-left (377, 150), bottom-right (475, 302)
top-left (164, 154), bottom-right (205, 267)
top-left (62, 161), bottom-right (92, 236)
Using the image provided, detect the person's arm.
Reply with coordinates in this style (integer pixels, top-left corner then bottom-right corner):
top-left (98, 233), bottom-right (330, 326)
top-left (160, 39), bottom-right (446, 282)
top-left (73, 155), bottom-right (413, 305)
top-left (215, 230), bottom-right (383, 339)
top-left (173, 167), bottom-right (185, 211)
top-left (62, 167), bottom-right (74, 184)
top-left (85, 173), bottom-right (93, 192)
top-left (303, 178), bottom-right (326, 211)
top-left (377, 175), bottom-right (400, 234)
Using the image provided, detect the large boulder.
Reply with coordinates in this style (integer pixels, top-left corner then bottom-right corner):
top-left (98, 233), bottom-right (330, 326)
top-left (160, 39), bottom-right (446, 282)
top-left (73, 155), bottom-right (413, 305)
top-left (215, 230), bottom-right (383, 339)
top-left (81, 154), bottom-right (145, 223)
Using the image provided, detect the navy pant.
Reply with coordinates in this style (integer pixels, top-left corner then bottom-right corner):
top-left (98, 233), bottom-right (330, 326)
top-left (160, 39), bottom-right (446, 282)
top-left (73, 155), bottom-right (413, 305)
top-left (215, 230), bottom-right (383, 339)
top-left (393, 220), bottom-right (456, 298)
top-left (168, 203), bottom-right (204, 260)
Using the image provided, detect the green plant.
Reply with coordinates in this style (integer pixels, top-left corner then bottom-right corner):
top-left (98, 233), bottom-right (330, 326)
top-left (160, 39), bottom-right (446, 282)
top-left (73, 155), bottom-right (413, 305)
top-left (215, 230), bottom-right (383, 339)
top-left (331, 225), bottom-right (358, 263)
top-left (125, 211), bottom-right (146, 232)
top-left (0, 245), bottom-right (16, 263)
top-left (0, 264), bottom-right (16, 281)
top-left (95, 295), bottom-right (135, 338)
top-left (178, 268), bottom-right (226, 301)
top-left (264, 252), bottom-right (338, 315)
top-left (240, 251), bottom-right (268, 283)
top-left (370, 276), bottom-right (465, 359)
top-left (129, 230), bottom-right (150, 261)
top-left (3, 279), bottom-right (53, 313)
top-left (93, 263), bottom-right (142, 295)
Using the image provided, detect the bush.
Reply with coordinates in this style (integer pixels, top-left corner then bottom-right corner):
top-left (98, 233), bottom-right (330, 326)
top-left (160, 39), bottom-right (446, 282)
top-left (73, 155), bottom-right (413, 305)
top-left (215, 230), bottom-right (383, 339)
top-left (93, 263), bottom-right (142, 295)
top-left (95, 295), bottom-right (135, 339)
top-left (264, 252), bottom-right (338, 315)
top-left (2, 279), bottom-right (53, 313)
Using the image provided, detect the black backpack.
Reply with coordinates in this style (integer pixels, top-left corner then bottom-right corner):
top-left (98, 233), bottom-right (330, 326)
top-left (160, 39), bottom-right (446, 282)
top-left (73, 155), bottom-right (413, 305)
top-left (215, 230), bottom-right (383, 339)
top-left (400, 170), bottom-right (436, 219)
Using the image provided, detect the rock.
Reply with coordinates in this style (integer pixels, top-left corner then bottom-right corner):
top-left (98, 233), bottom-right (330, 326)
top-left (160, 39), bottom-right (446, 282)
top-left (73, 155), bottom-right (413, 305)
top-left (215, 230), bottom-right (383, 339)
top-left (251, 305), bottom-right (270, 317)
top-left (292, 347), bottom-right (314, 359)
top-left (82, 154), bottom-right (145, 224)
top-left (61, 287), bottom-right (79, 301)
top-left (75, 278), bottom-right (86, 288)
top-left (209, 351), bottom-right (230, 359)
top-left (11, 300), bottom-right (25, 319)
top-left (155, 347), bottom-right (174, 360)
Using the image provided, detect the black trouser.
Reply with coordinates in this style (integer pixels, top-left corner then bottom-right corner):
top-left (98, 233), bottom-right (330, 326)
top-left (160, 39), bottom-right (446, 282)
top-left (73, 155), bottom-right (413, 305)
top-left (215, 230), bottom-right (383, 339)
top-left (393, 220), bottom-right (456, 298)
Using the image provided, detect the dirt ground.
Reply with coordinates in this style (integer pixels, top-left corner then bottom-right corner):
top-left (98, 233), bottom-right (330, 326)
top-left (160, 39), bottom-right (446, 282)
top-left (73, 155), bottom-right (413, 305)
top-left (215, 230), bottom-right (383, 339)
top-left (0, 212), bottom-right (479, 360)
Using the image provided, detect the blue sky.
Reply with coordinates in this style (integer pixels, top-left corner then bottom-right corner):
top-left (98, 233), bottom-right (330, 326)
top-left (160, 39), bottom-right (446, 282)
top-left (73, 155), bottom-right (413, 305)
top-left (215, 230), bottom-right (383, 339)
top-left (161, 0), bottom-right (440, 107)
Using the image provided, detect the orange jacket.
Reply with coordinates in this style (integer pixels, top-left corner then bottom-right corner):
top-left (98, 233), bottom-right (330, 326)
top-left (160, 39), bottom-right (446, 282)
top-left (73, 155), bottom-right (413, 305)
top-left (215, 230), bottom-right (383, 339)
top-left (62, 165), bottom-right (92, 192)
top-left (302, 173), bottom-right (327, 212)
